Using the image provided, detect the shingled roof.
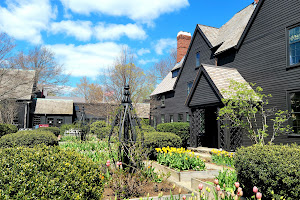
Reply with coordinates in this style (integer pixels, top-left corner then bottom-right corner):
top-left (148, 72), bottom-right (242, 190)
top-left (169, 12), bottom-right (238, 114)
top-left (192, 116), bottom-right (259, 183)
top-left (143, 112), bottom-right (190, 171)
top-left (198, 4), bottom-right (255, 55)
top-left (34, 99), bottom-right (73, 115)
top-left (0, 69), bottom-right (35, 100)
top-left (150, 58), bottom-right (184, 96)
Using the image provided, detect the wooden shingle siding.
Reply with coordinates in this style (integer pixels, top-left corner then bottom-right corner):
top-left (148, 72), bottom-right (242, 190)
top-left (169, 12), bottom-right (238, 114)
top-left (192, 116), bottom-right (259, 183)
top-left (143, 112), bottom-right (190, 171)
top-left (218, 0), bottom-right (300, 144)
top-left (189, 74), bottom-right (220, 107)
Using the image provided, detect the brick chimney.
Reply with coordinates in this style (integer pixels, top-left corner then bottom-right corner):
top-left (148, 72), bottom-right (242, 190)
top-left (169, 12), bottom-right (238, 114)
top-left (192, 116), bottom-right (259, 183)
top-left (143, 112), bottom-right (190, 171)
top-left (254, 0), bottom-right (259, 4)
top-left (177, 31), bottom-right (191, 63)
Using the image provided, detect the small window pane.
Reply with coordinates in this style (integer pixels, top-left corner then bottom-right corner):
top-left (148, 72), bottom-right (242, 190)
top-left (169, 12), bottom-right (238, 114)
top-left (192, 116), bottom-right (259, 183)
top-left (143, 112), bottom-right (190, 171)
top-left (178, 114), bottom-right (183, 122)
top-left (161, 114), bottom-right (165, 123)
top-left (161, 95), bottom-right (165, 106)
top-left (170, 115), bottom-right (174, 123)
top-left (289, 26), bottom-right (300, 66)
top-left (290, 92), bottom-right (300, 134)
top-left (187, 81), bottom-right (193, 95)
top-left (196, 52), bottom-right (201, 67)
top-left (186, 113), bottom-right (190, 122)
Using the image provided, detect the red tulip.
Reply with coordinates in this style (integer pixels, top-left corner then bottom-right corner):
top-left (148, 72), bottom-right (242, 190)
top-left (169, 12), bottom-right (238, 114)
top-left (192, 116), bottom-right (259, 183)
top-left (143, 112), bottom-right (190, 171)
top-left (256, 192), bottom-right (262, 200)
top-left (216, 185), bottom-right (221, 191)
top-left (253, 186), bottom-right (258, 193)
top-left (198, 183), bottom-right (203, 190)
top-left (106, 162), bottom-right (110, 167)
top-left (182, 195), bottom-right (186, 200)
top-left (234, 182), bottom-right (240, 188)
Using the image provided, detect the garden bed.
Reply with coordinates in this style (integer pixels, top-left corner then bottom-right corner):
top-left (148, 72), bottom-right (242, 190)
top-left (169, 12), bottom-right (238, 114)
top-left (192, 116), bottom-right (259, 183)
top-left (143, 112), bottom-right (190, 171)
top-left (102, 180), bottom-right (190, 200)
top-left (148, 161), bottom-right (219, 182)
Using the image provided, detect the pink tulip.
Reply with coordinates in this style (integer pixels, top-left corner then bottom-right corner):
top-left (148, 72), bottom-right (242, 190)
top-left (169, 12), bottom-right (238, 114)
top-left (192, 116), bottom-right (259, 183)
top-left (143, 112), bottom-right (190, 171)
top-left (237, 187), bottom-right (242, 193)
top-left (198, 183), bottom-right (203, 190)
top-left (256, 192), bottom-right (262, 200)
top-left (214, 179), bottom-right (219, 185)
top-left (182, 195), bottom-right (186, 200)
top-left (116, 161), bottom-right (120, 166)
top-left (107, 160), bottom-right (110, 163)
top-left (216, 185), bottom-right (221, 191)
top-left (234, 182), bottom-right (240, 188)
top-left (106, 162), bottom-right (110, 167)
top-left (238, 191), bottom-right (243, 197)
top-left (119, 161), bottom-right (122, 166)
top-left (253, 186), bottom-right (258, 193)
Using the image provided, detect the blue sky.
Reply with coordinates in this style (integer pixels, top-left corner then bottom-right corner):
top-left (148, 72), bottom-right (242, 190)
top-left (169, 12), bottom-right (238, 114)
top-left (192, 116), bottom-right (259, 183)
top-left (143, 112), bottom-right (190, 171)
top-left (0, 0), bottom-right (254, 90)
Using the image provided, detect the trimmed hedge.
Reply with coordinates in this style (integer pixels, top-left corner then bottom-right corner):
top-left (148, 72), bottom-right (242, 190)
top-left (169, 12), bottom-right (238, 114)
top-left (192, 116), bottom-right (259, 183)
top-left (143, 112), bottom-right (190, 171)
top-left (143, 131), bottom-right (182, 159)
top-left (0, 123), bottom-right (18, 137)
top-left (0, 145), bottom-right (105, 199)
top-left (0, 130), bottom-right (58, 148)
top-left (235, 144), bottom-right (300, 200)
top-left (156, 122), bottom-right (190, 147)
top-left (35, 127), bottom-right (60, 136)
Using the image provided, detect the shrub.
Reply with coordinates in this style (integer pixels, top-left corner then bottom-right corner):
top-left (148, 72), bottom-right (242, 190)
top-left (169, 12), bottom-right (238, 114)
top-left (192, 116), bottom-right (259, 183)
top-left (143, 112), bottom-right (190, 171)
top-left (0, 130), bottom-right (58, 148)
top-left (0, 123), bottom-right (17, 137)
top-left (156, 122), bottom-right (189, 147)
top-left (235, 144), bottom-right (300, 199)
top-left (96, 126), bottom-right (111, 139)
top-left (142, 131), bottom-right (182, 159)
top-left (90, 120), bottom-right (107, 134)
top-left (0, 145), bottom-right (105, 199)
top-left (35, 127), bottom-right (60, 136)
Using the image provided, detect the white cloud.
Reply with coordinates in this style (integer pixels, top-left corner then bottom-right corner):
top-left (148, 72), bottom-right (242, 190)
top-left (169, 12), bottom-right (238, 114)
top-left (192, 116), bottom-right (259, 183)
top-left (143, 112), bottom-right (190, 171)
top-left (0, 0), bottom-right (56, 44)
top-left (138, 58), bottom-right (158, 65)
top-left (94, 23), bottom-right (146, 41)
top-left (47, 42), bottom-right (124, 78)
top-left (50, 20), bottom-right (93, 41)
top-left (154, 38), bottom-right (176, 55)
top-left (60, 0), bottom-right (189, 24)
top-left (137, 48), bottom-right (150, 56)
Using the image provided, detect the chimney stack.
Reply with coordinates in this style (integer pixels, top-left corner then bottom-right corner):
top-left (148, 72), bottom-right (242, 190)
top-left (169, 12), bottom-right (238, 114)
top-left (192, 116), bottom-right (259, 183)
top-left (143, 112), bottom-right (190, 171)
top-left (254, 0), bottom-right (259, 4)
top-left (177, 31), bottom-right (191, 63)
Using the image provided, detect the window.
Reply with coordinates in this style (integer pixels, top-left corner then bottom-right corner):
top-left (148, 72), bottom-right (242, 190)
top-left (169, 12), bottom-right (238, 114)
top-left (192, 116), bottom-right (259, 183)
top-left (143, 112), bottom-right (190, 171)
top-left (47, 117), bottom-right (54, 127)
top-left (288, 25), bottom-right (300, 66)
top-left (172, 69), bottom-right (180, 78)
top-left (170, 115), bottom-right (174, 123)
top-left (161, 114), bottom-right (165, 123)
top-left (161, 95), bottom-right (165, 107)
top-left (57, 118), bottom-right (63, 125)
top-left (187, 81), bottom-right (193, 95)
top-left (289, 91), bottom-right (300, 134)
top-left (178, 114), bottom-right (183, 122)
top-left (75, 105), bottom-right (80, 111)
top-left (186, 113), bottom-right (190, 122)
top-left (196, 52), bottom-right (201, 68)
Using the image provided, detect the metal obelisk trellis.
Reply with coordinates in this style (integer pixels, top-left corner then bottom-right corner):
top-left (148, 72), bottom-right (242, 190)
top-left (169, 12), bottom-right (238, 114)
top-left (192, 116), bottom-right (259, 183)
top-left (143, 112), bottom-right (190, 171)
top-left (79, 106), bottom-right (87, 141)
top-left (108, 84), bottom-right (144, 168)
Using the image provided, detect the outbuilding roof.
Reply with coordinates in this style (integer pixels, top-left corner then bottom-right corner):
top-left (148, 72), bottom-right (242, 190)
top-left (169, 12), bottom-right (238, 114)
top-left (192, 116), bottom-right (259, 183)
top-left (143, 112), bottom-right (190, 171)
top-left (34, 99), bottom-right (73, 115)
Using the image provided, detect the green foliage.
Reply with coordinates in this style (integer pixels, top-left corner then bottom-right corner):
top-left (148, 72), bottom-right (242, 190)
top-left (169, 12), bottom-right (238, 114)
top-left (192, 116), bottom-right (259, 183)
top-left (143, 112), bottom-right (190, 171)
top-left (218, 80), bottom-right (292, 144)
top-left (141, 118), bottom-right (150, 125)
top-left (0, 145), bottom-right (105, 199)
top-left (89, 120), bottom-right (110, 139)
top-left (0, 123), bottom-right (17, 137)
top-left (156, 147), bottom-right (205, 171)
top-left (0, 130), bottom-right (58, 148)
top-left (142, 131), bottom-right (182, 159)
top-left (35, 127), bottom-right (60, 136)
top-left (235, 144), bottom-right (300, 199)
top-left (156, 122), bottom-right (190, 147)
top-left (215, 169), bottom-right (237, 192)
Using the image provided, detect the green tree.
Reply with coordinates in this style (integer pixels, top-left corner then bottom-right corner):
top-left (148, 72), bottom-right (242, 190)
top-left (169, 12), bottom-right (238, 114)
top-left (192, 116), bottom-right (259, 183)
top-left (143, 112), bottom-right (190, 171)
top-left (217, 80), bottom-right (292, 145)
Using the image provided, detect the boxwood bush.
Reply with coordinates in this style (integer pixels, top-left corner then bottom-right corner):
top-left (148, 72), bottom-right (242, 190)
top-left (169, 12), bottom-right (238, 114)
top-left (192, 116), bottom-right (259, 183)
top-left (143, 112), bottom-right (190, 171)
top-left (156, 122), bottom-right (190, 147)
top-left (35, 127), bottom-right (60, 136)
top-left (142, 131), bottom-right (182, 159)
top-left (0, 130), bottom-right (58, 148)
top-left (0, 145), bottom-right (105, 199)
top-left (0, 123), bottom-right (17, 137)
top-left (235, 144), bottom-right (300, 200)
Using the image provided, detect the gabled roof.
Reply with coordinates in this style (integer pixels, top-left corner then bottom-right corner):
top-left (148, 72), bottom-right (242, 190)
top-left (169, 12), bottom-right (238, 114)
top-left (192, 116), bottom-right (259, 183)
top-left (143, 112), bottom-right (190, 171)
top-left (186, 64), bottom-right (250, 106)
top-left (150, 58), bottom-right (184, 96)
top-left (46, 96), bottom-right (86, 103)
top-left (197, 25), bottom-right (219, 47)
top-left (0, 69), bottom-right (36, 100)
top-left (213, 4), bottom-right (255, 54)
top-left (34, 99), bottom-right (73, 115)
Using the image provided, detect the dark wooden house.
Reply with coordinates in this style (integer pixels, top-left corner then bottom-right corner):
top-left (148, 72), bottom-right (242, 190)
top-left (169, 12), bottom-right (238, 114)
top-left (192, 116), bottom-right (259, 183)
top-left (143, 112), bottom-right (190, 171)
top-left (150, 0), bottom-right (300, 150)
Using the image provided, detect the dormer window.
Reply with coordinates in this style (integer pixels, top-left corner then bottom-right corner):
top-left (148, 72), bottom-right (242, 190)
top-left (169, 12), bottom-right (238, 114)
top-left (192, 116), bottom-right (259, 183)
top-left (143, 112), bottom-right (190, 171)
top-left (161, 95), bottom-right (165, 107)
top-left (196, 52), bottom-right (201, 68)
top-left (172, 68), bottom-right (180, 78)
top-left (288, 25), bottom-right (300, 67)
